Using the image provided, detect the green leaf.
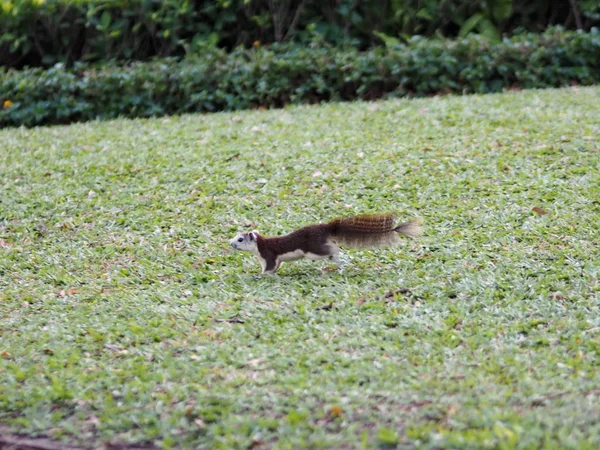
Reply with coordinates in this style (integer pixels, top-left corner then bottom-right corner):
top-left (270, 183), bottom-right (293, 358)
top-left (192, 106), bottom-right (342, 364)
top-left (458, 13), bottom-right (483, 37)
top-left (99, 11), bottom-right (111, 30)
top-left (492, 0), bottom-right (513, 22)
top-left (377, 427), bottom-right (400, 447)
top-left (416, 8), bottom-right (433, 21)
top-left (478, 18), bottom-right (502, 42)
top-left (373, 30), bottom-right (401, 48)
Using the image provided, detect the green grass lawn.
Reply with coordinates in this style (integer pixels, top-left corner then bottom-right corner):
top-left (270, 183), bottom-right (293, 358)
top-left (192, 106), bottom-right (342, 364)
top-left (1, 87), bottom-right (599, 449)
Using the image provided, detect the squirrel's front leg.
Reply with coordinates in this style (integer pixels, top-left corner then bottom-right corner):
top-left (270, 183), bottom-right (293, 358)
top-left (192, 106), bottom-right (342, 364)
top-left (258, 254), bottom-right (279, 275)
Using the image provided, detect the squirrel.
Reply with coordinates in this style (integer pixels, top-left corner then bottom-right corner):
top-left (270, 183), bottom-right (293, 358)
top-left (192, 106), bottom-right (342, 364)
top-left (229, 214), bottom-right (422, 274)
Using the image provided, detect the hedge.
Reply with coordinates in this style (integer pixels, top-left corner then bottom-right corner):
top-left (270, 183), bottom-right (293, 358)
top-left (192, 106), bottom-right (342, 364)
top-left (2, 0), bottom-right (599, 69)
top-left (1, 28), bottom-right (599, 128)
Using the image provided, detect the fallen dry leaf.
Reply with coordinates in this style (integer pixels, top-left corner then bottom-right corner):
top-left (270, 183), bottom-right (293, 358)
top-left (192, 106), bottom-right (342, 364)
top-left (315, 302), bottom-right (335, 311)
top-left (384, 288), bottom-right (411, 299)
top-left (245, 357), bottom-right (266, 367)
top-left (214, 317), bottom-right (245, 324)
top-left (532, 207), bottom-right (548, 216)
top-left (224, 152), bottom-right (240, 162)
top-left (86, 414), bottom-right (101, 427)
top-left (329, 406), bottom-right (343, 417)
top-left (247, 439), bottom-right (264, 450)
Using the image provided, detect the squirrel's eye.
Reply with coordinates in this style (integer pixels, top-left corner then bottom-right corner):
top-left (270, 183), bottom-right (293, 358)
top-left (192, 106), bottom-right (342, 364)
top-left (237, 237), bottom-right (244, 242)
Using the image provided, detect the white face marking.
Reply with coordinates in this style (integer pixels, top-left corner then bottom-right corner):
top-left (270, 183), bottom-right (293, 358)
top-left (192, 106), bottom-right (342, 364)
top-left (230, 231), bottom-right (259, 253)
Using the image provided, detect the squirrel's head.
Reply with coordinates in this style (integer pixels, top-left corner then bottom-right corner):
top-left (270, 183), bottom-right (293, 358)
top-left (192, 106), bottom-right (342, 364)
top-left (230, 230), bottom-right (259, 252)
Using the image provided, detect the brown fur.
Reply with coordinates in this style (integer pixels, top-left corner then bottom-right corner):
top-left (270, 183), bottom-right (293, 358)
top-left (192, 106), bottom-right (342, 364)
top-left (253, 214), bottom-right (422, 272)
top-left (255, 224), bottom-right (332, 272)
top-left (327, 214), bottom-right (422, 248)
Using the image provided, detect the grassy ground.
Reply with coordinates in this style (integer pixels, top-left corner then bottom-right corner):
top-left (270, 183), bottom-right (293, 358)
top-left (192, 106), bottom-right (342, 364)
top-left (1, 87), bottom-right (599, 449)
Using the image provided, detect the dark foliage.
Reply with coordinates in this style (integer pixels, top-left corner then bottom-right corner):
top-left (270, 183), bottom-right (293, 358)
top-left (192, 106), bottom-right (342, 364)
top-left (2, 28), bottom-right (599, 128)
top-left (2, 0), bottom-right (599, 69)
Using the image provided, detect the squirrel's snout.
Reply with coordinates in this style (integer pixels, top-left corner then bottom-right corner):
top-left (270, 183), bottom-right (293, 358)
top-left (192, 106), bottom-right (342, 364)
top-left (230, 242), bottom-right (237, 249)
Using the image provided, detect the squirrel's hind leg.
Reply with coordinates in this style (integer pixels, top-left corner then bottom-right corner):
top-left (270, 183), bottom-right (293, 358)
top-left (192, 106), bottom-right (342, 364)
top-left (328, 251), bottom-right (341, 266)
top-left (331, 246), bottom-right (353, 272)
top-left (327, 244), bottom-right (350, 271)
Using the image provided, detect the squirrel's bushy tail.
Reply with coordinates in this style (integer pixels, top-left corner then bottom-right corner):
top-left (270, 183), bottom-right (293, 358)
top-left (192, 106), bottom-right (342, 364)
top-left (327, 214), bottom-right (422, 248)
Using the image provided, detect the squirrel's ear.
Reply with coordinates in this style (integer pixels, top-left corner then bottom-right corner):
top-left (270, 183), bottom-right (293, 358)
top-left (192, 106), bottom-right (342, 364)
top-left (249, 231), bottom-right (256, 241)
